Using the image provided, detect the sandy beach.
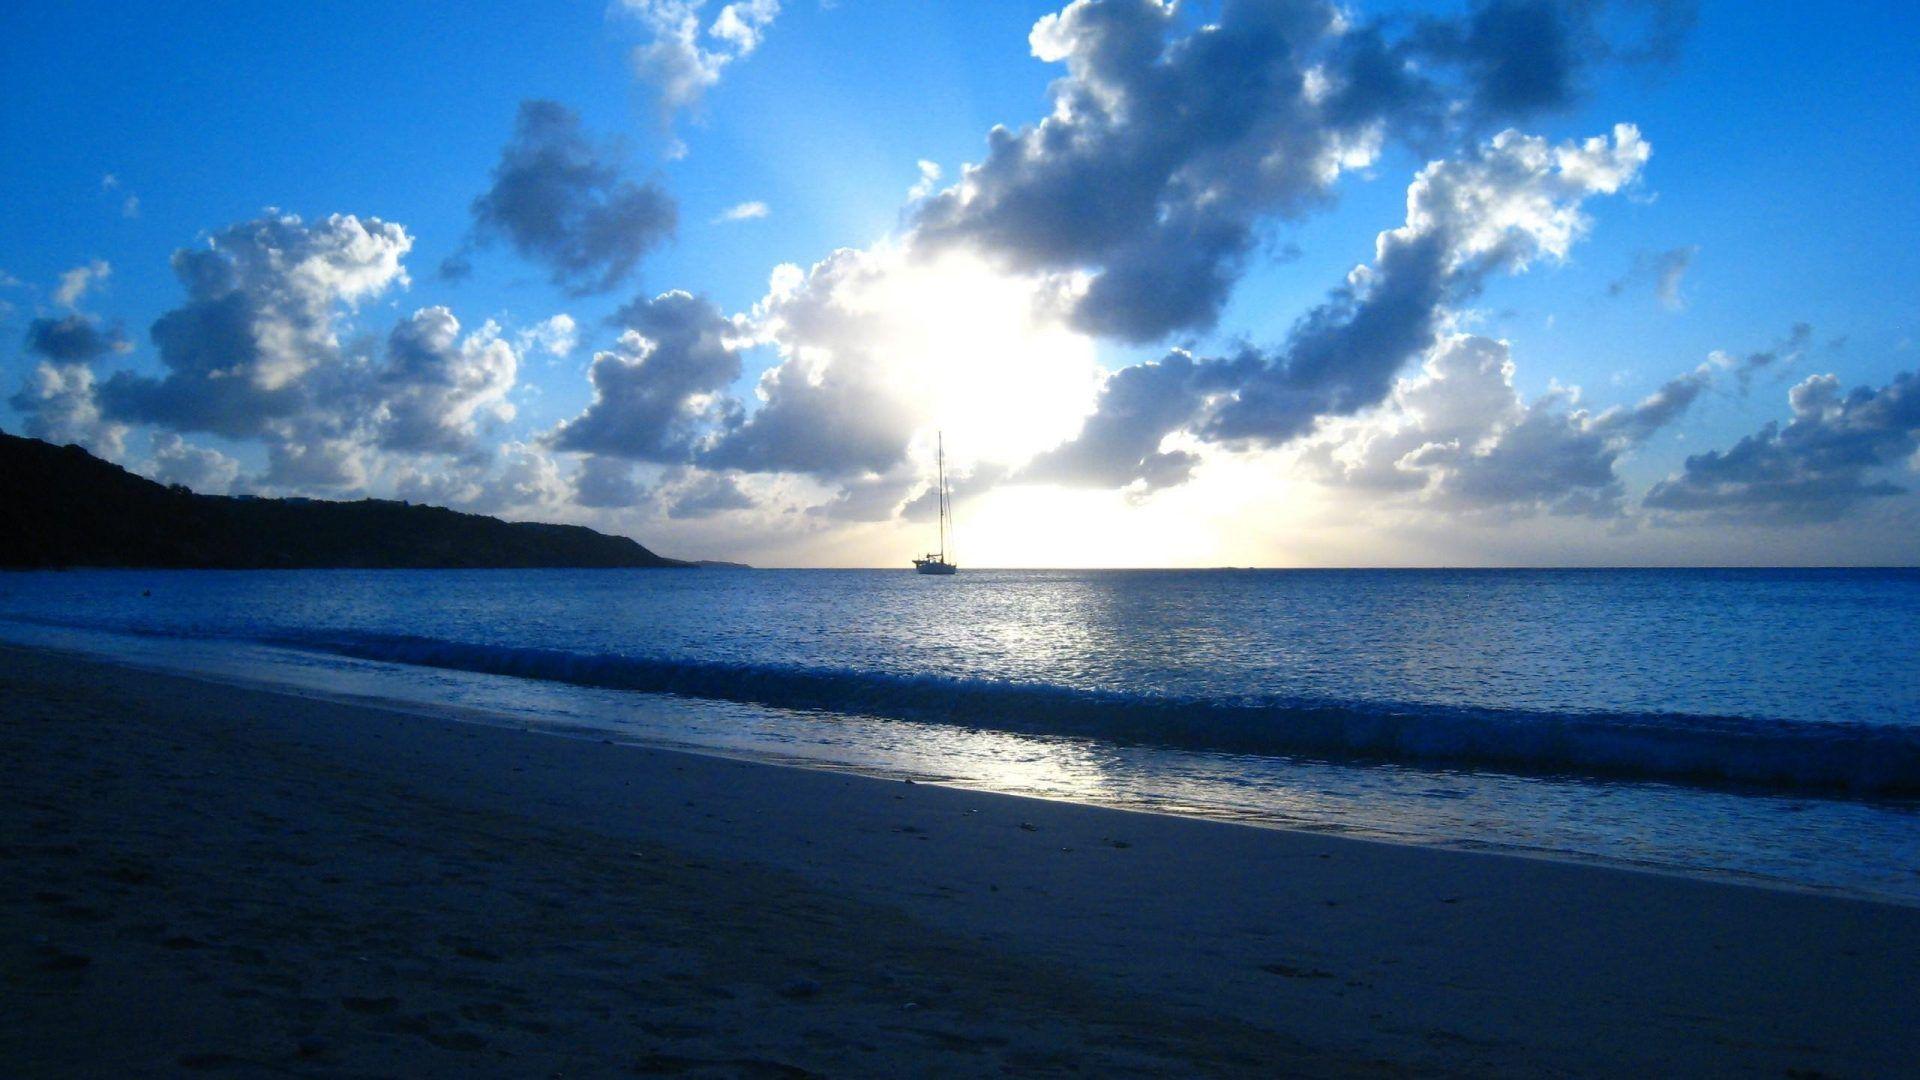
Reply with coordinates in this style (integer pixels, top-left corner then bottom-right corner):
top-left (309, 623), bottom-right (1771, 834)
top-left (3, 645), bottom-right (1917, 1078)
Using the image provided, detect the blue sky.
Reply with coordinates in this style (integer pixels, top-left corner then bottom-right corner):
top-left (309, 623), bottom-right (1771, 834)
top-left (3, 1), bottom-right (1917, 565)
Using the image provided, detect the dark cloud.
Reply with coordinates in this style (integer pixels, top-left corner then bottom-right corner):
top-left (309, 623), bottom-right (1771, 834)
top-left (701, 355), bottom-right (912, 477)
top-left (701, 251), bottom-right (922, 479)
top-left (666, 470), bottom-right (755, 518)
top-left (25, 314), bottom-right (127, 363)
top-left (1019, 351), bottom-right (1244, 490)
top-left (1025, 124), bottom-right (1649, 486)
top-left (1645, 370), bottom-right (1920, 523)
top-left (551, 290), bottom-right (743, 462)
top-left (572, 455), bottom-right (648, 508)
top-left (460, 100), bottom-right (677, 296)
top-left (911, 0), bottom-right (1689, 343)
top-left (804, 471), bottom-right (919, 522)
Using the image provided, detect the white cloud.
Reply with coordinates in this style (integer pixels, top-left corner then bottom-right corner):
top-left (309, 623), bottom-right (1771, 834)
top-left (907, 160), bottom-right (941, 200)
top-left (518, 313), bottom-right (578, 359)
top-left (8, 360), bottom-right (127, 458)
top-left (622, 0), bottom-right (782, 122)
top-left (54, 260), bottom-right (111, 309)
top-left (716, 200), bottom-right (769, 222)
top-left (144, 433), bottom-right (240, 493)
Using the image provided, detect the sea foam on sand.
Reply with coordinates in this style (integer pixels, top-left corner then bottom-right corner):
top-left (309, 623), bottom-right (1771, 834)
top-left (3, 646), bottom-right (1916, 1077)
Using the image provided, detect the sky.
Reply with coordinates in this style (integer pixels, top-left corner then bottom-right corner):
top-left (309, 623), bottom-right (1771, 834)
top-left (2, 0), bottom-right (1917, 567)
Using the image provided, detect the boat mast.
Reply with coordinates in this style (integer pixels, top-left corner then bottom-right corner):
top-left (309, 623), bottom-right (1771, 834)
top-left (937, 430), bottom-right (947, 560)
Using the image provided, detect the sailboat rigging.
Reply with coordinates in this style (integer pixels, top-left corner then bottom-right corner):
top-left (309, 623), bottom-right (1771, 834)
top-left (913, 432), bottom-right (958, 575)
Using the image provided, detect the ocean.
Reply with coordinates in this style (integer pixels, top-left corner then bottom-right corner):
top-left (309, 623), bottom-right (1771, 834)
top-left (3, 567), bottom-right (1915, 901)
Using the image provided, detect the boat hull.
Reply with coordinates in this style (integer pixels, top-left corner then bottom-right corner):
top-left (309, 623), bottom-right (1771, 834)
top-left (913, 560), bottom-right (957, 575)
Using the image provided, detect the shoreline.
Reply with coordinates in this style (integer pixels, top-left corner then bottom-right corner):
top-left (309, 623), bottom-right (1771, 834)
top-left (69, 640), bottom-right (1916, 908)
top-left (4, 645), bottom-right (1918, 1076)
top-left (9, 626), bottom-right (1915, 908)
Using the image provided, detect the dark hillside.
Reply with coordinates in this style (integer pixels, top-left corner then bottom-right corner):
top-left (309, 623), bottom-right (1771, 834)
top-left (0, 432), bottom-right (689, 569)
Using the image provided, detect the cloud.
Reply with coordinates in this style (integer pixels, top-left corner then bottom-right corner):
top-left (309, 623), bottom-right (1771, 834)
top-left (1019, 350), bottom-right (1236, 491)
top-left (1409, 0), bottom-right (1696, 121)
top-left (907, 160), bottom-right (942, 201)
top-left (909, 0), bottom-right (1685, 343)
top-left (571, 454), bottom-right (649, 508)
top-left (1307, 331), bottom-right (1710, 517)
top-left (122, 196), bottom-right (141, 219)
top-left (665, 469), bottom-right (756, 518)
top-left (373, 307), bottom-right (519, 454)
top-left (457, 100), bottom-right (677, 295)
top-left (1645, 369), bottom-right (1920, 523)
top-left (622, 0), bottom-right (781, 122)
top-left (24, 314), bottom-right (129, 363)
top-left (1608, 244), bottom-right (1697, 309)
top-left (716, 201), bottom-right (769, 222)
top-left (144, 432), bottom-right (239, 493)
top-left (393, 442), bottom-right (574, 516)
top-left (8, 359), bottom-right (127, 457)
top-left (1712, 321), bottom-right (1810, 394)
top-left (518, 313), bottom-right (578, 359)
top-left (1027, 124), bottom-right (1649, 488)
top-left (60, 210), bottom-right (555, 499)
top-left (550, 290), bottom-right (745, 462)
top-left (100, 212), bottom-right (413, 439)
top-left (696, 246), bottom-right (1100, 485)
top-left (700, 250), bottom-right (923, 478)
top-left (54, 260), bottom-right (111, 308)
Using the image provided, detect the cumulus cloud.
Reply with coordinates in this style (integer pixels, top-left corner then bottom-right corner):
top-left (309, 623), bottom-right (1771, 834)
top-left (8, 358), bottom-right (127, 457)
top-left (1020, 350), bottom-right (1237, 491)
top-left (25, 314), bottom-right (129, 363)
top-left (551, 290), bottom-right (745, 462)
top-left (911, 0), bottom-right (1684, 343)
top-left (19, 210), bottom-right (555, 500)
top-left (665, 469), bottom-right (756, 518)
top-left (386, 441), bottom-right (575, 518)
top-left (1307, 332), bottom-right (1710, 517)
top-left (373, 307), bottom-right (519, 454)
top-left (622, 0), bottom-right (781, 121)
top-left (701, 250), bottom-right (927, 478)
top-left (457, 100), bottom-right (677, 295)
top-left (143, 432), bottom-right (239, 493)
top-left (571, 454), bottom-right (649, 508)
top-left (518, 313), bottom-right (578, 359)
top-left (1645, 369), bottom-right (1920, 523)
top-left (54, 260), bottom-right (111, 308)
top-left (907, 160), bottom-right (942, 201)
top-left (100, 212), bottom-right (413, 438)
top-left (1028, 124), bottom-right (1649, 490)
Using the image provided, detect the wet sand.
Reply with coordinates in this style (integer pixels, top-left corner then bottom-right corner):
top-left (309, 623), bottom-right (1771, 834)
top-left (3, 645), bottom-right (1916, 1077)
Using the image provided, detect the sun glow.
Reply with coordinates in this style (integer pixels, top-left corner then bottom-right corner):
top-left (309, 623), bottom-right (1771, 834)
top-left (847, 249), bottom-right (1103, 469)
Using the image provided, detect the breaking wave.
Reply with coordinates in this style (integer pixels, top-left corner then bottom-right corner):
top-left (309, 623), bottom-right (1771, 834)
top-left (270, 630), bottom-right (1919, 796)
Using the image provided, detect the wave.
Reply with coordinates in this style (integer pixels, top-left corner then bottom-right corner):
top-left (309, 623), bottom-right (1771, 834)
top-left (260, 630), bottom-right (1920, 797)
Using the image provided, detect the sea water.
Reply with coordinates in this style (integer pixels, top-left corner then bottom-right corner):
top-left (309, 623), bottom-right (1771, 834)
top-left (2, 567), bottom-right (1915, 901)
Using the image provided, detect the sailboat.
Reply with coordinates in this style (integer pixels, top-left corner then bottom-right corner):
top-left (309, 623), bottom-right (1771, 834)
top-left (913, 432), bottom-right (958, 575)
